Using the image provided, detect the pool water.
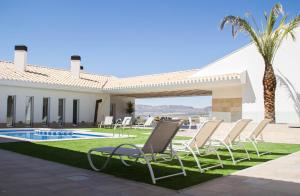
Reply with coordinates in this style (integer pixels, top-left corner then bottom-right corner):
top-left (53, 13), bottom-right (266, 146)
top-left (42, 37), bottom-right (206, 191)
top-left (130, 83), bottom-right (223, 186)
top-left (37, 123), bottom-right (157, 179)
top-left (0, 129), bottom-right (109, 141)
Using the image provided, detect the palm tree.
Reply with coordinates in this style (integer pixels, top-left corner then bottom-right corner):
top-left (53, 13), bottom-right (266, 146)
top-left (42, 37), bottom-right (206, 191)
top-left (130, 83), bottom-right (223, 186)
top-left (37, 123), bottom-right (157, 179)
top-left (220, 3), bottom-right (300, 122)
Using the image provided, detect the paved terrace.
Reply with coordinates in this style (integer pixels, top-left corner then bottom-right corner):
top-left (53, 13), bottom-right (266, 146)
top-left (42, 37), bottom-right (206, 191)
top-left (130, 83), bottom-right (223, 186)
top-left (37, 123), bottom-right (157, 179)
top-left (1, 124), bottom-right (300, 196)
top-left (1, 136), bottom-right (300, 196)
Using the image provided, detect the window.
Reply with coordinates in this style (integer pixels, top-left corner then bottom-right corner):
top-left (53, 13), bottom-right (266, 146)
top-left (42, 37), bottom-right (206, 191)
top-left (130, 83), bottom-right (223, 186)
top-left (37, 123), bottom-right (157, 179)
top-left (73, 99), bottom-right (79, 125)
top-left (58, 98), bottom-right (65, 125)
top-left (25, 96), bottom-right (34, 126)
top-left (42, 98), bottom-right (50, 126)
top-left (7, 95), bottom-right (16, 127)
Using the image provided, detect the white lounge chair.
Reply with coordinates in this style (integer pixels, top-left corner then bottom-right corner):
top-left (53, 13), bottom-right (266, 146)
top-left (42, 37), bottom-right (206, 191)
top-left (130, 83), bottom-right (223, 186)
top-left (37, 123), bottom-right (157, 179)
top-left (134, 117), bottom-right (154, 129)
top-left (209, 119), bottom-right (252, 165)
top-left (98, 116), bottom-right (114, 128)
top-left (87, 120), bottom-right (186, 184)
top-left (173, 120), bottom-right (224, 172)
top-left (188, 117), bottom-right (197, 130)
top-left (245, 119), bottom-right (272, 156)
top-left (196, 116), bottom-right (209, 129)
top-left (114, 117), bottom-right (132, 136)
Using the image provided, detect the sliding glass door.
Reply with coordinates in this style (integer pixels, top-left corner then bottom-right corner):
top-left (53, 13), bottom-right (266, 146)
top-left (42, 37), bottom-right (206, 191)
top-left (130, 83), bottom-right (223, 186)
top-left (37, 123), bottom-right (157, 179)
top-left (73, 99), bottom-right (79, 125)
top-left (58, 98), bottom-right (65, 125)
top-left (7, 96), bottom-right (16, 127)
top-left (42, 97), bottom-right (50, 126)
top-left (25, 96), bottom-right (34, 126)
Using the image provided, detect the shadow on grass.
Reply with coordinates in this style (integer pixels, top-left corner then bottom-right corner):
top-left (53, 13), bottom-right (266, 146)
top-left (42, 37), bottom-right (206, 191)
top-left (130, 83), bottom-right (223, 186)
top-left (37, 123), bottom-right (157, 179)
top-left (179, 153), bottom-right (275, 163)
top-left (0, 142), bottom-right (221, 189)
top-left (217, 148), bottom-right (289, 156)
top-left (0, 141), bottom-right (298, 190)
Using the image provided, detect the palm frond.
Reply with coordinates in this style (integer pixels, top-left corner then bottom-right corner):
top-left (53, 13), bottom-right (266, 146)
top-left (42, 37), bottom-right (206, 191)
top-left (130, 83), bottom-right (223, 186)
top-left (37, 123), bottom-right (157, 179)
top-left (270, 14), bottom-right (300, 62)
top-left (221, 3), bottom-right (300, 65)
top-left (282, 14), bottom-right (300, 40)
top-left (266, 3), bottom-right (284, 35)
top-left (220, 16), bottom-right (264, 57)
top-left (245, 12), bottom-right (260, 33)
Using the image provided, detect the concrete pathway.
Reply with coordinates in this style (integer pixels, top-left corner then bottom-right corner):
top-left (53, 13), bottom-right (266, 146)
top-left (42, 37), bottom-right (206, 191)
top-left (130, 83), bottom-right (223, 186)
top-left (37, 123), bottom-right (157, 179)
top-left (0, 149), bottom-right (178, 196)
top-left (1, 149), bottom-right (300, 196)
top-left (181, 151), bottom-right (300, 196)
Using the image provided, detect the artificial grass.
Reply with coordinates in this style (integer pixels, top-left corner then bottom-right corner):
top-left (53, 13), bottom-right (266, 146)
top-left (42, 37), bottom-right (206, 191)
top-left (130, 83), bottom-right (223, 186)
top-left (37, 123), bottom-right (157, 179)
top-left (0, 128), bottom-right (300, 190)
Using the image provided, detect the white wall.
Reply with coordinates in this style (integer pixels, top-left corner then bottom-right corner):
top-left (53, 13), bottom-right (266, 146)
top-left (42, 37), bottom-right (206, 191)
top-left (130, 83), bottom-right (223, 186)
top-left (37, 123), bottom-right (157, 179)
top-left (97, 94), bottom-right (110, 123)
top-left (191, 27), bottom-right (300, 123)
top-left (0, 85), bottom-right (109, 124)
top-left (110, 96), bottom-right (135, 120)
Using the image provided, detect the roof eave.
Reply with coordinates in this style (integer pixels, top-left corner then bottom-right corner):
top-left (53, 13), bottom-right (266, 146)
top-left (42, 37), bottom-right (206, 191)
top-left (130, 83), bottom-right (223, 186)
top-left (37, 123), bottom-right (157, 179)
top-left (0, 79), bottom-right (105, 94)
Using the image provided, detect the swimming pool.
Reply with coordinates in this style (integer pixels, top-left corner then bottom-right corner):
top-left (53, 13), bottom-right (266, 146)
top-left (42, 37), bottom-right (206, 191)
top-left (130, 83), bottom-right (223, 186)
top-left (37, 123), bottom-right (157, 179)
top-left (0, 129), bottom-right (116, 142)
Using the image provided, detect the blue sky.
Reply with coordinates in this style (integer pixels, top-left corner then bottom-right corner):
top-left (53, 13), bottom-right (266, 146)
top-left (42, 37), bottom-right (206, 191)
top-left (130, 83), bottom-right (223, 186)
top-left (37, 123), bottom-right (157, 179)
top-left (0, 0), bottom-right (299, 108)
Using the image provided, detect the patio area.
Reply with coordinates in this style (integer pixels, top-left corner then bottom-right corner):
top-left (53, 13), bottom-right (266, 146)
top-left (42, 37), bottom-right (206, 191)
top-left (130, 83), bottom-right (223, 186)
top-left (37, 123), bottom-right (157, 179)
top-left (1, 146), bottom-right (300, 196)
top-left (0, 124), bottom-right (300, 195)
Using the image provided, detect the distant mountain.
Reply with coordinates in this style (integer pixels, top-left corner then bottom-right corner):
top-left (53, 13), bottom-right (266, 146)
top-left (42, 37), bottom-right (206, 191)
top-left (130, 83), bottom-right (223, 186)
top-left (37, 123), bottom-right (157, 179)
top-left (135, 104), bottom-right (211, 117)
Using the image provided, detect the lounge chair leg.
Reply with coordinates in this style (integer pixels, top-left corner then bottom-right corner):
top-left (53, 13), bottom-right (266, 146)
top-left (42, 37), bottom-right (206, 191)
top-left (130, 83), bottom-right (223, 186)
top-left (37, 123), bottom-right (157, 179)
top-left (120, 156), bottom-right (131, 166)
top-left (224, 144), bottom-right (236, 165)
top-left (187, 146), bottom-right (203, 172)
top-left (87, 149), bottom-right (114, 171)
top-left (214, 148), bottom-right (223, 168)
top-left (143, 156), bottom-right (156, 184)
top-left (172, 151), bottom-right (186, 176)
top-left (134, 157), bottom-right (139, 164)
top-left (88, 144), bottom-right (129, 172)
top-left (249, 139), bottom-right (260, 156)
top-left (241, 142), bottom-right (250, 160)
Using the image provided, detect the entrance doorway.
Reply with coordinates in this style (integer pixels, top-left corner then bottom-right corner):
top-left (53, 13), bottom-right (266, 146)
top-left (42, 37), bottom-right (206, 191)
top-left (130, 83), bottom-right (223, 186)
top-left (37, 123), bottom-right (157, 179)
top-left (7, 95), bottom-right (16, 127)
top-left (93, 99), bottom-right (102, 125)
top-left (73, 99), bottom-right (79, 125)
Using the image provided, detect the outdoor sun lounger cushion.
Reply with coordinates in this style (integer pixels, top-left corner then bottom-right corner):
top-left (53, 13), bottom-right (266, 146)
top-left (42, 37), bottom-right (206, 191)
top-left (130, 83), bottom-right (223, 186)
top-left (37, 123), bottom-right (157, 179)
top-left (245, 119), bottom-right (272, 156)
top-left (173, 120), bottom-right (224, 172)
top-left (98, 116), bottom-right (114, 128)
top-left (209, 119), bottom-right (252, 165)
top-left (87, 119), bottom-right (186, 184)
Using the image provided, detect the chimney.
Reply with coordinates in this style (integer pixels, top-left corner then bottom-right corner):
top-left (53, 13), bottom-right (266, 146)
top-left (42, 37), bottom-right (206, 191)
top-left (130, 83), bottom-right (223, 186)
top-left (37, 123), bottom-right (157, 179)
top-left (14, 45), bottom-right (27, 71)
top-left (70, 55), bottom-right (81, 79)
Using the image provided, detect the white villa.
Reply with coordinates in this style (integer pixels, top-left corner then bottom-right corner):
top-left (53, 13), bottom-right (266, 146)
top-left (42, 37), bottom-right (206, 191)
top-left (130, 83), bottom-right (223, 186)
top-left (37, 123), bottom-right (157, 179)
top-left (1, 27), bottom-right (300, 127)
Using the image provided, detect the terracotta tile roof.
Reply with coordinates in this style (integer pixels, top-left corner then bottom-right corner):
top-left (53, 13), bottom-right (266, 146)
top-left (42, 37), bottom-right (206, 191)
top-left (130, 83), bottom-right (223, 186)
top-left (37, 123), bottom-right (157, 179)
top-left (104, 69), bottom-right (201, 89)
top-left (104, 70), bottom-right (241, 90)
top-left (0, 61), bottom-right (242, 92)
top-left (0, 61), bottom-right (113, 90)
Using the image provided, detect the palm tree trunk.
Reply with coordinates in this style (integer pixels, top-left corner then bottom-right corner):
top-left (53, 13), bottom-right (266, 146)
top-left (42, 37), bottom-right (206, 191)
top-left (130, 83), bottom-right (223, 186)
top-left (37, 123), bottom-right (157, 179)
top-left (263, 63), bottom-right (277, 122)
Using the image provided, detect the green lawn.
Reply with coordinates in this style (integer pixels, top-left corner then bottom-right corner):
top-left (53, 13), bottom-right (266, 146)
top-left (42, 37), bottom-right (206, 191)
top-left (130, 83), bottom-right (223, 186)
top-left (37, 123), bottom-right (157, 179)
top-left (0, 128), bottom-right (300, 190)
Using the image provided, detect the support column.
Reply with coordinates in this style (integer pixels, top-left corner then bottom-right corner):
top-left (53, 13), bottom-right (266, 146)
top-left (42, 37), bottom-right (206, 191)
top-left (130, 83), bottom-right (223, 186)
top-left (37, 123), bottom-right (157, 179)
top-left (212, 87), bottom-right (242, 122)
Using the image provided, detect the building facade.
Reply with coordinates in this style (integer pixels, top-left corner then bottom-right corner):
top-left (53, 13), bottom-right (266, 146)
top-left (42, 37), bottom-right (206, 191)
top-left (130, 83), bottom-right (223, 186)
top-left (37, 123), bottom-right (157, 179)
top-left (0, 27), bottom-right (300, 127)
